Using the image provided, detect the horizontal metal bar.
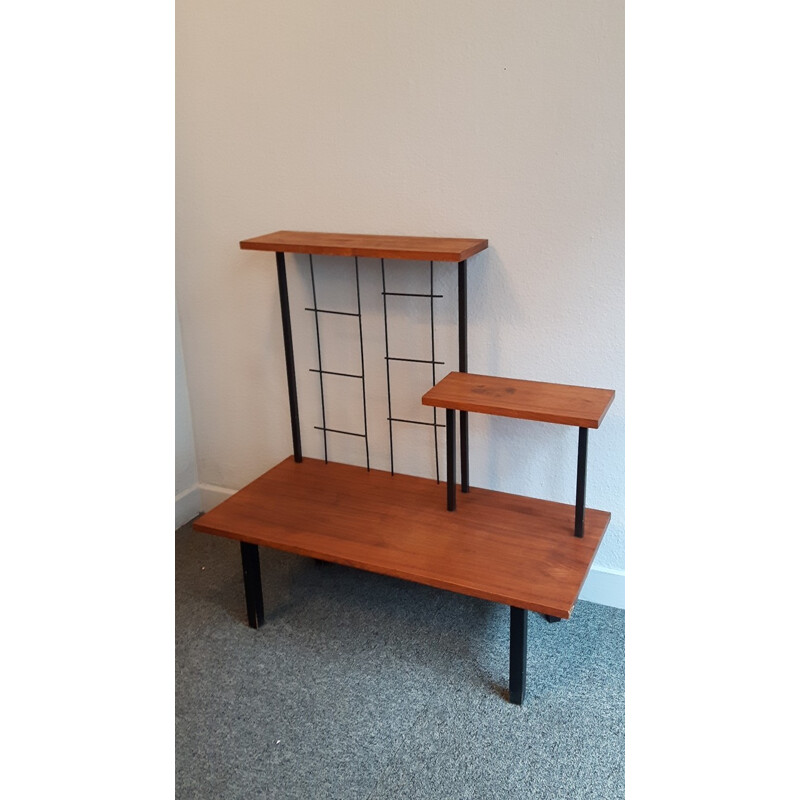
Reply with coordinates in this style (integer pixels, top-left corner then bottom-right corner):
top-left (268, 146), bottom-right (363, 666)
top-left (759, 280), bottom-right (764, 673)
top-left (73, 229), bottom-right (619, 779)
top-left (304, 307), bottom-right (360, 317)
top-left (385, 357), bottom-right (445, 365)
top-left (382, 292), bottom-right (443, 298)
top-left (388, 417), bottom-right (446, 428)
top-left (309, 369), bottom-right (363, 379)
top-left (314, 426), bottom-right (366, 438)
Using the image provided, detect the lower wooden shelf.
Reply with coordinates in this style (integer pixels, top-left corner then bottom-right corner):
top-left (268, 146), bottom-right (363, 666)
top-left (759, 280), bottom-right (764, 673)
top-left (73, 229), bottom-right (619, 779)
top-left (194, 457), bottom-right (610, 619)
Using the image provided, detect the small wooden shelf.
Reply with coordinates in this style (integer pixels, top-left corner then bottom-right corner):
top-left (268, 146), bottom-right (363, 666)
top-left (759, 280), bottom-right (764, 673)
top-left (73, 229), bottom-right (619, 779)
top-left (422, 371), bottom-right (615, 428)
top-left (239, 230), bottom-right (489, 262)
top-left (194, 457), bottom-right (611, 619)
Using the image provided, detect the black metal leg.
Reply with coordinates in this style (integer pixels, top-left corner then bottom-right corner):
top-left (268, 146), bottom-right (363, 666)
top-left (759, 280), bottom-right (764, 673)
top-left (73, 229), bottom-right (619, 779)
top-left (575, 427), bottom-right (588, 537)
top-left (543, 614), bottom-right (561, 624)
top-left (509, 606), bottom-right (528, 705)
top-left (458, 260), bottom-right (470, 493)
top-left (276, 252), bottom-right (302, 462)
top-left (446, 408), bottom-right (456, 511)
top-left (240, 542), bottom-right (264, 629)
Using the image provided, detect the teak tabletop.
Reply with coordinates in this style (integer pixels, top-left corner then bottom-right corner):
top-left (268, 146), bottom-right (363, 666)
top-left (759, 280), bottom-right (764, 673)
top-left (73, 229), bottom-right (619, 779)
top-left (422, 372), bottom-right (615, 428)
top-left (194, 457), bottom-right (610, 618)
top-left (239, 231), bottom-right (489, 262)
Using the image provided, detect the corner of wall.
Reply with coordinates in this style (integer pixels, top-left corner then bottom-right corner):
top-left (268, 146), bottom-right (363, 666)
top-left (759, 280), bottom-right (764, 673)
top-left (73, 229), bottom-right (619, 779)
top-left (175, 485), bottom-right (202, 529)
top-left (579, 566), bottom-right (625, 610)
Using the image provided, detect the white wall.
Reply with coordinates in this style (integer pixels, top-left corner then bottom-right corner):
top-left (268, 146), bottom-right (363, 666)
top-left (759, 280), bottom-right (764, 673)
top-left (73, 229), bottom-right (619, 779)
top-left (175, 309), bottom-right (201, 527)
top-left (176, 1), bottom-right (624, 596)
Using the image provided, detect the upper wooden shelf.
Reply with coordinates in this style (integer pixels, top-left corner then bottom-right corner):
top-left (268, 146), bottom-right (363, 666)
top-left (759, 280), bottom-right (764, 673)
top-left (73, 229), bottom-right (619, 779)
top-left (422, 372), bottom-right (615, 429)
top-left (239, 231), bottom-right (489, 262)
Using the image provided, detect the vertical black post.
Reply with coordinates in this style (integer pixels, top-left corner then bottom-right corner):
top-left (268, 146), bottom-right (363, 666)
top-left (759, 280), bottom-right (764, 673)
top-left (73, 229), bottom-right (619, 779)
top-left (509, 606), bottom-right (528, 705)
top-left (240, 542), bottom-right (264, 629)
top-left (354, 257), bottom-right (370, 471)
top-left (430, 261), bottom-right (440, 483)
top-left (458, 260), bottom-right (470, 493)
top-left (276, 252), bottom-right (302, 462)
top-left (575, 427), bottom-right (588, 538)
top-left (381, 259), bottom-right (395, 474)
top-left (309, 254), bottom-right (328, 463)
top-left (446, 408), bottom-right (456, 511)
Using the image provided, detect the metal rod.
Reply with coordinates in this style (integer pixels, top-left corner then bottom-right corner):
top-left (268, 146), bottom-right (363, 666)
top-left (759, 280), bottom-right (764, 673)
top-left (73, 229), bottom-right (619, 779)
top-left (385, 357), bottom-right (445, 365)
top-left (458, 261), bottom-right (468, 373)
top-left (309, 369), bottom-right (363, 379)
top-left (509, 606), bottom-right (528, 705)
top-left (240, 542), bottom-right (264, 629)
top-left (446, 408), bottom-right (456, 511)
top-left (309, 254), bottom-right (328, 463)
top-left (458, 260), bottom-right (469, 493)
top-left (276, 252), bottom-right (302, 462)
top-left (575, 427), bottom-right (588, 537)
top-left (314, 426), bottom-right (366, 438)
top-left (381, 259), bottom-right (394, 475)
top-left (355, 256), bottom-right (370, 471)
top-left (388, 417), bottom-right (446, 428)
top-left (430, 261), bottom-right (440, 484)
top-left (382, 292), bottom-right (444, 298)
top-left (303, 307), bottom-right (360, 317)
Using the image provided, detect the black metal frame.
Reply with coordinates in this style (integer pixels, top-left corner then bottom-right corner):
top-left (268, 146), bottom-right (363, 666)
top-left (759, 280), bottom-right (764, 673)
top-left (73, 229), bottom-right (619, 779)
top-left (381, 259), bottom-right (450, 480)
top-left (276, 253), bottom-right (302, 462)
top-left (277, 253), bottom-right (472, 479)
top-left (306, 254), bottom-right (371, 470)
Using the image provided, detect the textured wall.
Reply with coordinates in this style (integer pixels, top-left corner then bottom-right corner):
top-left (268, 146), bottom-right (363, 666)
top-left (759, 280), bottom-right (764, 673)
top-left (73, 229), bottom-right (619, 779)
top-left (176, 0), bottom-right (624, 571)
top-left (176, 310), bottom-right (199, 496)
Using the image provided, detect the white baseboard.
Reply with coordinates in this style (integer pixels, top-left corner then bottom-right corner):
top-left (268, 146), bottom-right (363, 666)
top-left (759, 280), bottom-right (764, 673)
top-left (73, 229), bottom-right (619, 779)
top-left (175, 485), bottom-right (202, 529)
top-left (579, 566), bottom-right (625, 609)
top-left (176, 483), bottom-right (235, 529)
top-left (199, 483), bottom-right (237, 512)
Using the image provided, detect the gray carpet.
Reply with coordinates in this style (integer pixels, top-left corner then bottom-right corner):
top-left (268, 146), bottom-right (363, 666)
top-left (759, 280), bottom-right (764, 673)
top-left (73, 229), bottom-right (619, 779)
top-left (176, 520), bottom-right (624, 799)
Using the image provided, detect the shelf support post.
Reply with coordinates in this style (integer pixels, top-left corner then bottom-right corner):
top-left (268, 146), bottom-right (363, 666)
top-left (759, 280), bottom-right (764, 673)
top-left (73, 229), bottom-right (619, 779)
top-left (276, 251), bottom-right (302, 462)
top-left (458, 260), bottom-right (470, 493)
top-left (446, 408), bottom-right (456, 510)
top-left (240, 542), bottom-right (265, 629)
top-left (509, 606), bottom-right (528, 704)
top-left (575, 426), bottom-right (588, 537)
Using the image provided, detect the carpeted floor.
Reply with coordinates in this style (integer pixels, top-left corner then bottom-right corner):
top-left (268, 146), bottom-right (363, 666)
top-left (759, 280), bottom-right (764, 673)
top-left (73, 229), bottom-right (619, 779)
top-left (176, 520), bottom-right (624, 799)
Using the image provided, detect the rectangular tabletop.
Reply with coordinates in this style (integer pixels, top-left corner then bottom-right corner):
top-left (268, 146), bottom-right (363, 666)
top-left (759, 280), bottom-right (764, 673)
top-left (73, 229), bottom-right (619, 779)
top-left (193, 457), bottom-right (610, 619)
top-left (240, 231), bottom-right (489, 262)
top-left (422, 372), bottom-right (615, 428)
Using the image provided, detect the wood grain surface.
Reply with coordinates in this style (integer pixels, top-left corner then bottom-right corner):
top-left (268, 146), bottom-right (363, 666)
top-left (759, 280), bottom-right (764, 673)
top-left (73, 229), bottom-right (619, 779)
top-left (239, 231), bottom-right (489, 262)
top-left (193, 457), bottom-right (611, 618)
top-left (422, 372), bottom-right (615, 428)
